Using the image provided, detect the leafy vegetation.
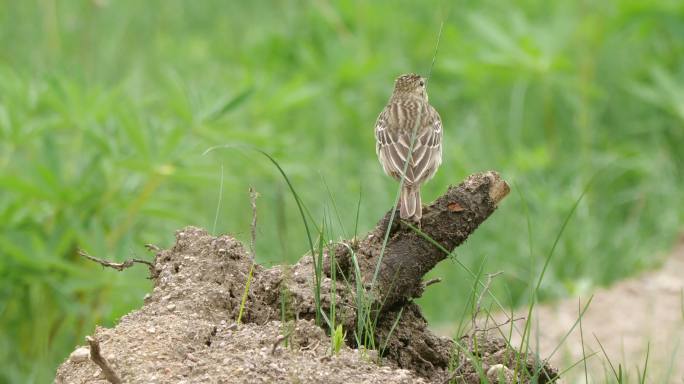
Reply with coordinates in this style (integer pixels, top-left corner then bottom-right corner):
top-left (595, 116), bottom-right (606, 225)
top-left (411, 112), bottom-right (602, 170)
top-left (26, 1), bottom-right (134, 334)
top-left (1, 0), bottom-right (683, 382)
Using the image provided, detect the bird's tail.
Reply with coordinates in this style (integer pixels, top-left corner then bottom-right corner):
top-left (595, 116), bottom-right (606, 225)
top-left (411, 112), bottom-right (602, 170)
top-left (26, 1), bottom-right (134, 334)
top-left (399, 185), bottom-right (422, 221)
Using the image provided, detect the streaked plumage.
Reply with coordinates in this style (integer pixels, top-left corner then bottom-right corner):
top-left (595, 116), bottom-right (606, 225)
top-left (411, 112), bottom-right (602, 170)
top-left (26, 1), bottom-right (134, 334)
top-left (375, 73), bottom-right (442, 221)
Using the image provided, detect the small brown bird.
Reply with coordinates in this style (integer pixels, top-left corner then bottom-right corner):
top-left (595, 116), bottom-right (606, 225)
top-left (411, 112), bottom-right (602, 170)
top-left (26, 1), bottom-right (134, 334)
top-left (375, 73), bottom-right (443, 221)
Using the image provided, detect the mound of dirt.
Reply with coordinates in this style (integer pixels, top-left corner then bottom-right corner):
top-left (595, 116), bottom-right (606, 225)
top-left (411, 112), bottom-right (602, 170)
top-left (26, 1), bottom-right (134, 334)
top-left (59, 318), bottom-right (424, 384)
top-left (55, 173), bottom-right (558, 383)
top-left (56, 227), bottom-right (555, 383)
top-left (56, 228), bottom-right (424, 383)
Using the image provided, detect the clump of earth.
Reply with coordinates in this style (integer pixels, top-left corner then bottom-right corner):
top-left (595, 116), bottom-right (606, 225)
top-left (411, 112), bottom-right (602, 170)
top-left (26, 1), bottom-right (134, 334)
top-left (56, 227), bottom-right (557, 383)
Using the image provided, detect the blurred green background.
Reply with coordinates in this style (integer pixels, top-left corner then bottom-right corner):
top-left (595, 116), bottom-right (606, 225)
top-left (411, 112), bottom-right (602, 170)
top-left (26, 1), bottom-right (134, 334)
top-left (1, 0), bottom-right (683, 382)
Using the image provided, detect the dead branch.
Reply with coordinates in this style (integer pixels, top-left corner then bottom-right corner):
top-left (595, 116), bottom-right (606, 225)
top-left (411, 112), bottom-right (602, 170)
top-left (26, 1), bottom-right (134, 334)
top-left (79, 249), bottom-right (156, 277)
top-left (343, 171), bottom-right (510, 309)
top-left (331, 171), bottom-right (515, 375)
top-left (86, 336), bottom-right (121, 384)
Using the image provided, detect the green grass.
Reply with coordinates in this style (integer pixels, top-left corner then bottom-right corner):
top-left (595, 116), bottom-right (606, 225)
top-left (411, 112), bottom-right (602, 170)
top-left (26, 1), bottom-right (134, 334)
top-left (1, 1), bottom-right (683, 382)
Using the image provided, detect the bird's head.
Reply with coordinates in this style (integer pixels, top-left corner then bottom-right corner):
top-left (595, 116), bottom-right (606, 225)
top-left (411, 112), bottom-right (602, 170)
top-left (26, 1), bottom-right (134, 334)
top-left (392, 73), bottom-right (428, 101)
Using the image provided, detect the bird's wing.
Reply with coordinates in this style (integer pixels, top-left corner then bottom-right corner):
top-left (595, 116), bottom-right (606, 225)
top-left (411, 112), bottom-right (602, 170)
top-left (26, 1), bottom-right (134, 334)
top-left (375, 107), bottom-right (413, 182)
top-left (411, 106), bottom-right (442, 184)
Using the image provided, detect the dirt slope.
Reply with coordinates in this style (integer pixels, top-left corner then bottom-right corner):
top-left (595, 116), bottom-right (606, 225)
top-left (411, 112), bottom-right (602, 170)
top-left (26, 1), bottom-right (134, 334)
top-left (55, 228), bottom-right (425, 384)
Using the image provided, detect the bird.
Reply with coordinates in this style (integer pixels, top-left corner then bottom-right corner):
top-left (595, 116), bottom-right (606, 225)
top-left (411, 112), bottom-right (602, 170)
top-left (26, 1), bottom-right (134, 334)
top-left (374, 73), bottom-right (443, 222)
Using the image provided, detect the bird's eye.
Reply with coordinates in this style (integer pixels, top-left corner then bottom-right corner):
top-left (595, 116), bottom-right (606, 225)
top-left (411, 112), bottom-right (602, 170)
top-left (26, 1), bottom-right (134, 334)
top-left (419, 80), bottom-right (425, 86)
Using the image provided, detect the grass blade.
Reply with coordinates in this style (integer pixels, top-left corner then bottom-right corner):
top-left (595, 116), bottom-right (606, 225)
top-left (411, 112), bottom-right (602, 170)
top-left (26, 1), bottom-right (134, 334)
top-left (211, 163), bottom-right (224, 234)
top-left (595, 334), bottom-right (620, 382)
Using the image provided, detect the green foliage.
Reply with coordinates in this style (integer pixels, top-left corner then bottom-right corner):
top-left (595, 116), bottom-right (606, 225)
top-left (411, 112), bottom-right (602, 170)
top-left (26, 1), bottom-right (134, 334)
top-left (349, 245), bottom-right (376, 351)
top-left (332, 324), bottom-right (345, 355)
top-left (1, 0), bottom-right (683, 382)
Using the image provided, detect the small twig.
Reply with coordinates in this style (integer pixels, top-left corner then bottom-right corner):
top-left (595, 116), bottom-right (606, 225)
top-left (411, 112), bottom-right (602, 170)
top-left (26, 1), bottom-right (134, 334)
top-left (472, 271), bottom-right (503, 330)
top-left (79, 249), bottom-right (154, 272)
top-left (466, 272), bottom-right (504, 357)
top-left (422, 277), bottom-right (442, 288)
top-left (271, 323), bottom-right (295, 355)
top-left (415, 352), bottom-right (435, 370)
top-left (478, 316), bottom-right (525, 332)
top-left (271, 335), bottom-right (288, 355)
top-left (86, 336), bottom-right (121, 384)
top-left (441, 361), bottom-right (465, 384)
top-left (300, 339), bottom-right (321, 352)
top-left (144, 243), bottom-right (160, 253)
top-left (248, 187), bottom-right (259, 261)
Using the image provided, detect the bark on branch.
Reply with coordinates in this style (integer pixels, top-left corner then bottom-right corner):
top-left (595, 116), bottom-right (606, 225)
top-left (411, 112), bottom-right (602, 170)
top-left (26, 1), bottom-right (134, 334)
top-left (334, 171), bottom-right (510, 309)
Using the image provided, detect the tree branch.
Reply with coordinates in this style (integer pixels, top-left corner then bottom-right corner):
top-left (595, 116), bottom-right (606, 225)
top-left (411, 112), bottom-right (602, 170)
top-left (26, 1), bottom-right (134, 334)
top-left (86, 336), bottom-right (121, 384)
top-left (342, 171), bottom-right (510, 309)
top-left (78, 249), bottom-right (156, 277)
